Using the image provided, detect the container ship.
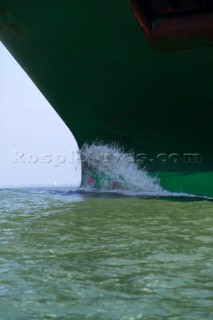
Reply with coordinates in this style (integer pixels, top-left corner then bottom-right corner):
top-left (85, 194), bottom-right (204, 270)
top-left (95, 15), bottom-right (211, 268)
top-left (1, 0), bottom-right (213, 196)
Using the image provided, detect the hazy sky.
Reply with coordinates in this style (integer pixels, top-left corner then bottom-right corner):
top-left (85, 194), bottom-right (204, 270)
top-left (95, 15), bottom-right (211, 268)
top-left (0, 42), bottom-right (81, 187)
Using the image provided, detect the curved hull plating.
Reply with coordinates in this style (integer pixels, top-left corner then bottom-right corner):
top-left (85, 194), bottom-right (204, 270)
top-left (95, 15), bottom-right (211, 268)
top-left (1, 0), bottom-right (213, 196)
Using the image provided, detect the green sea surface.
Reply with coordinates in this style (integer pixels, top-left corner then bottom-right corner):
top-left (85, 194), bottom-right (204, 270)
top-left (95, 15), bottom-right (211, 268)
top-left (0, 188), bottom-right (213, 319)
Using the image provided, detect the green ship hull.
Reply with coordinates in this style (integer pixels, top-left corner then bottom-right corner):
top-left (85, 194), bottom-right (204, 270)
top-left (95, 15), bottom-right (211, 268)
top-left (1, 0), bottom-right (213, 196)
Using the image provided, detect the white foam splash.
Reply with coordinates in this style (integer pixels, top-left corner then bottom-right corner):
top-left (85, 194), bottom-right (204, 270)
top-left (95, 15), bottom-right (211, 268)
top-left (80, 142), bottom-right (170, 196)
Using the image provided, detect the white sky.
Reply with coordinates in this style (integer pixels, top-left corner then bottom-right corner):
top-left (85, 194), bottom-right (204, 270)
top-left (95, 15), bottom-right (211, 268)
top-left (0, 42), bottom-right (81, 187)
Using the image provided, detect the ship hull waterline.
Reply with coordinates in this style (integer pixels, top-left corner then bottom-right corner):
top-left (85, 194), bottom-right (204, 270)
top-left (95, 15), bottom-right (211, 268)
top-left (0, 0), bottom-right (213, 197)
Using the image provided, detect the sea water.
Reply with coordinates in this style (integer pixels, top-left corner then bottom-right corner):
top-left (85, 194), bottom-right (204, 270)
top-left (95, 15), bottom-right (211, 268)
top-left (1, 143), bottom-right (213, 319)
top-left (0, 187), bottom-right (213, 320)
